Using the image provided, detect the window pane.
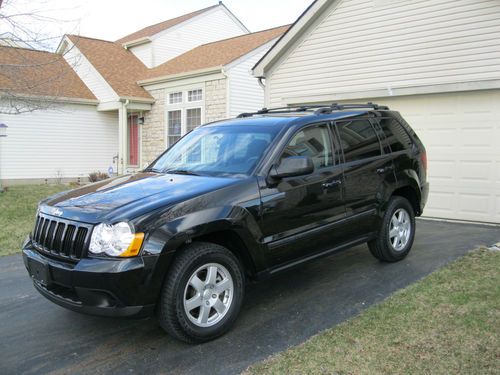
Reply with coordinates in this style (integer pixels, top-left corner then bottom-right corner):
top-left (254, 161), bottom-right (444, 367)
top-left (378, 118), bottom-right (413, 152)
top-left (169, 92), bottom-right (182, 104)
top-left (186, 108), bottom-right (201, 132)
top-left (150, 126), bottom-right (279, 176)
top-left (188, 89), bottom-right (202, 102)
top-left (336, 120), bottom-right (381, 162)
top-left (281, 125), bottom-right (333, 170)
top-left (168, 110), bottom-right (182, 147)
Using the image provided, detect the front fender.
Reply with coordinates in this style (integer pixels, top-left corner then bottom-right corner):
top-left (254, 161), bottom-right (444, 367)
top-left (138, 204), bottom-right (265, 298)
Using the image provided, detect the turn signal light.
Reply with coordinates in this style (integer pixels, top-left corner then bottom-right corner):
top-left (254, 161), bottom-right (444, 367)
top-left (119, 233), bottom-right (145, 257)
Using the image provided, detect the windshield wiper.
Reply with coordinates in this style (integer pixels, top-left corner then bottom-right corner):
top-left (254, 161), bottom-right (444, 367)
top-left (164, 169), bottom-right (201, 176)
top-left (143, 167), bottom-right (163, 173)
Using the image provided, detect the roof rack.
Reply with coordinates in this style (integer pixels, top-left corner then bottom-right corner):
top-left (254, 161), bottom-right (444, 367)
top-left (237, 102), bottom-right (389, 118)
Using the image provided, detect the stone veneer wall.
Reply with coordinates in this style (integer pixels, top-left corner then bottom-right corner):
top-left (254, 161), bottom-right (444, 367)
top-left (142, 77), bottom-right (227, 165)
top-left (142, 88), bottom-right (166, 165)
top-left (205, 78), bottom-right (227, 123)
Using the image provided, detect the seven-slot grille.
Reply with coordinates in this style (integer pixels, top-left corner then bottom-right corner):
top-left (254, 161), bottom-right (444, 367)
top-left (32, 213), bottom-right (92, 260)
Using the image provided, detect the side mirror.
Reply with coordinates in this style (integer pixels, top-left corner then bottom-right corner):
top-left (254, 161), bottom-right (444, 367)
top-left (269, 156), bottom-right (314, 179)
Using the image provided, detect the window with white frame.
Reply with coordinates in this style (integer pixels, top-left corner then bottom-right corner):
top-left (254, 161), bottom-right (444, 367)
top-left (167, 110), bottom-right (182, 146)
top-left (188, 89), bottom-right (202, 102)
top-left (169, 92), bottom-right (182, 104)
top-left (165, 87), bottom-right (204, 148)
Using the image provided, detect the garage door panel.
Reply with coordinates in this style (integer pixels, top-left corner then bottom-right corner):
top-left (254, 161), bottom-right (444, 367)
top-left (458, 160), bottom-right (494, 183)
top-left (370, 90), bottom-right (500, 223)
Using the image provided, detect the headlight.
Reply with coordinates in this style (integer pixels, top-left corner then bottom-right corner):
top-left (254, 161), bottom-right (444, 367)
top-left (89, 222), bottom-right (144, 257)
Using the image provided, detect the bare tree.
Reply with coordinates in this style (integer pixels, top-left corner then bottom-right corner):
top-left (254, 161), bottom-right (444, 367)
top-left (0, 0), bottom-right (82, 114)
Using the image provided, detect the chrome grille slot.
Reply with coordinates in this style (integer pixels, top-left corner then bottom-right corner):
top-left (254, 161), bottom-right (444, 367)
top-left (31, 213), bottom-right (92, 261)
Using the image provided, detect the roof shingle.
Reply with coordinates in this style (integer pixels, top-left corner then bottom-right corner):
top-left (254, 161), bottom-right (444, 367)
top-left (0, 46), bottom-right (96, 100)
top-left (116, 5), bottom-right (219, 44)
top-left (67, 35), bottom-right (153, 100)
top-left (141, 25), bottom-right (289, 82)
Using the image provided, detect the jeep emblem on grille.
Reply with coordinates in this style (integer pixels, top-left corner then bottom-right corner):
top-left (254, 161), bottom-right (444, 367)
top-left (52, 208), bottom-right (63, 216)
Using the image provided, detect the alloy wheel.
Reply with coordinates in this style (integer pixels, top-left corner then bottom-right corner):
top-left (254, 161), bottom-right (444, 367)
top-left (183, 263), bottom-right (234, 328)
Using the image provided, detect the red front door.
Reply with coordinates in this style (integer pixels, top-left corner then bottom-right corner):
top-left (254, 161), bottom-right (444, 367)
top-left (128, 114), bottom-right (139, 166)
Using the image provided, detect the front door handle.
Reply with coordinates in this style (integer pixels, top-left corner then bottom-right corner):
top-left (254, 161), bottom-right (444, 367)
top-left (322, 180), bottom-right (342, 189)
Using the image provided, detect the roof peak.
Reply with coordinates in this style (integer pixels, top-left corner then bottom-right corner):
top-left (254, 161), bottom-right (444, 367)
top-left (116, 4), bottom-right (222, 44)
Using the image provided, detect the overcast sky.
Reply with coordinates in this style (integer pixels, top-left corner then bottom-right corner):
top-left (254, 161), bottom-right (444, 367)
top-left (2, 0), bottom-right (312, 49)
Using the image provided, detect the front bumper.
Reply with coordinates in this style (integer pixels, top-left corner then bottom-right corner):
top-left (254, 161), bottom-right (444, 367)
top-left (22, 241), bottom-right (163, 318)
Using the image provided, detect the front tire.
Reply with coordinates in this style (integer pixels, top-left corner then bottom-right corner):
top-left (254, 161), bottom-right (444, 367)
top-left (369, 196), bottom-right (415, 262)
top-left (158, 242), bottom-right (244, 343)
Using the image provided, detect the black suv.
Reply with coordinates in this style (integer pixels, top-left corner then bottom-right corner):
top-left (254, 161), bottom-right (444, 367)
top-left (23, 103), bottom-right (428, 343)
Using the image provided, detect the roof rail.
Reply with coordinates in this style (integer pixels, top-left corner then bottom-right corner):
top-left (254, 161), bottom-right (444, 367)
top-left (237, 102), bottom-right (389, 118)
top-left (314, 102), bottom-right (389, 114)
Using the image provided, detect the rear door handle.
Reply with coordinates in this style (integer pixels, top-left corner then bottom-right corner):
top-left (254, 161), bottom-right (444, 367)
top-left (377, 166), bottom-right (394, 174)
top-left (322, 180), bottom-right (342, 188)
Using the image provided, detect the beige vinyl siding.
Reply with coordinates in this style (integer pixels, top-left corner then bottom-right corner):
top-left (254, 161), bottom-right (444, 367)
top-left (0, 102), bottom-right (118, 180)
top-left (268, 0), bottom-right (500, 107)
top-left (129, 43), bottom-right (153, 68)
top-left (227, 41), bottom-right (275, 117)
top-left (151, 7), bottom-right (247, 67)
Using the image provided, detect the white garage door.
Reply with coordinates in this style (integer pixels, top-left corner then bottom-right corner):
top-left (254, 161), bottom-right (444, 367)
top-left (368, 90), bottom-right (500, 224)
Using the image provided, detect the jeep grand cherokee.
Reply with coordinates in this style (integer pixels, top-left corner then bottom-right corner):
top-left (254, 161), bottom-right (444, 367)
top-left (23, 103), bottom-right (429, 343)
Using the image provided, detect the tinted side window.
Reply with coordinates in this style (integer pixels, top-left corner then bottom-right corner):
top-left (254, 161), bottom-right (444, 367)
top-left (336, 120), bottom-right (381, 162)
top-left (378, 118), bottom-right (413, 152)
top-left (281, 124), bottom-right (333, 170)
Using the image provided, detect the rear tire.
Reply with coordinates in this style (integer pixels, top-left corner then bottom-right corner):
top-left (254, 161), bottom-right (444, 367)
top-left (369, 196), bottom-right (415, 262)
top-left (158, 242), bottom-right (244, 343)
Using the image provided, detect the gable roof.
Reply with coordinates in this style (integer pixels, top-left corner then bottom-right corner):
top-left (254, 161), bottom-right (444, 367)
top-left (116, 5), bottom-right (220, 45)
top-left (0, 45), bottom-right (96, 100)
top-left (140, 25), bottom-right (289, 83)
top-left (253, 0), bottom-right (333, 77)
top-left (67, 35), bottom-right (153, 100)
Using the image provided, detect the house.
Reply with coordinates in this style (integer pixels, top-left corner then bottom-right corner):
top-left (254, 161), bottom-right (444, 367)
top-left (0, 46), bottom-right (118, 184)
top-left (253, 0), bottom-right (500, 224)
top-left (0, 3), bottom-right (287, 183)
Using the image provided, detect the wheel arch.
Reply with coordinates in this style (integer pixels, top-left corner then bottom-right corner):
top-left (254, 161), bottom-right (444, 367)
top-left (391, 185), bottom-right (421, 216)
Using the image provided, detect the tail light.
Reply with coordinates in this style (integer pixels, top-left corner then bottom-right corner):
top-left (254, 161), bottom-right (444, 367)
top-left (421, 151), bottom-right (427, 173)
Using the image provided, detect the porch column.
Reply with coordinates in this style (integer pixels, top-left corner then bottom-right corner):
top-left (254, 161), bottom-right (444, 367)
top-left (118, 101), bottom-right (128, 175)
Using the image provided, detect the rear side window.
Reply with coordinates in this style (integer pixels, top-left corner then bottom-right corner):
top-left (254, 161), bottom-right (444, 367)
top-left (378, 118), bottom-right (413, 152)
top-left (281, 124), bottom-right (333, 170)
top-left (336, 120), bottom-right (381, 162)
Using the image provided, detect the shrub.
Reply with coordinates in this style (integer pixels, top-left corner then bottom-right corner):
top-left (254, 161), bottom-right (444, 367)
top-left (88, 171), bottom-right (109, 182)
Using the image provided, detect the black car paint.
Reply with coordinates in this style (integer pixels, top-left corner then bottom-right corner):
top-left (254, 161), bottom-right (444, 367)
top-left (22, 109), bottom-right (429, 317)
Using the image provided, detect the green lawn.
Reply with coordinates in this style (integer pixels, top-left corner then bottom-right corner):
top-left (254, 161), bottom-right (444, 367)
top-left (245, 249), bottom-right (500, 375)
top-left (0, 184), bottom-right (68, 256)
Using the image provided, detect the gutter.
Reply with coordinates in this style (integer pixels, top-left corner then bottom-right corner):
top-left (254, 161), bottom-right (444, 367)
top-left (137, 66), bottom-right (224, 86)
top-left (0, 93), bottom-right (99, 106)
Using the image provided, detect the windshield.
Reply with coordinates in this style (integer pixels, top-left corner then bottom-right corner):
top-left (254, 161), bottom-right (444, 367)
top-left (147, 125), bottom-right (280, 177)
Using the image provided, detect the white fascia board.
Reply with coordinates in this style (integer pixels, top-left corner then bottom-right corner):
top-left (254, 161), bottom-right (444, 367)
top-left (219, 3), bottom-right (250, 33)
top-left (141, 71), bottom-right (226, 92)
top-left (122, 37), bottom-right (152, 49)
top-left (4, 93), bottom-right (98, 106)
top-left (252, 0), bottom-right (336, 77)
top-left (138, 67), bottom-right (224, 87)
top-left (282, 79), bottom-right (500, 105)
top-left (98, 99), bottom-right (153, 111)
top-left (97, 101), bottom-right (121, 111)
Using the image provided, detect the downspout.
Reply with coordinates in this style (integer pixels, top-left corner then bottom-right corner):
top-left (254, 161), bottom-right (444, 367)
top-left (221, 67), bottom-right (230, 118)
top-left (257, 77), bottom-right (266, 90)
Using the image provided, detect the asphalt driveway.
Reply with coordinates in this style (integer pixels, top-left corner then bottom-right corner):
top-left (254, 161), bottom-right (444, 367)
top-left (0, 220), bottom-right (498, 375)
